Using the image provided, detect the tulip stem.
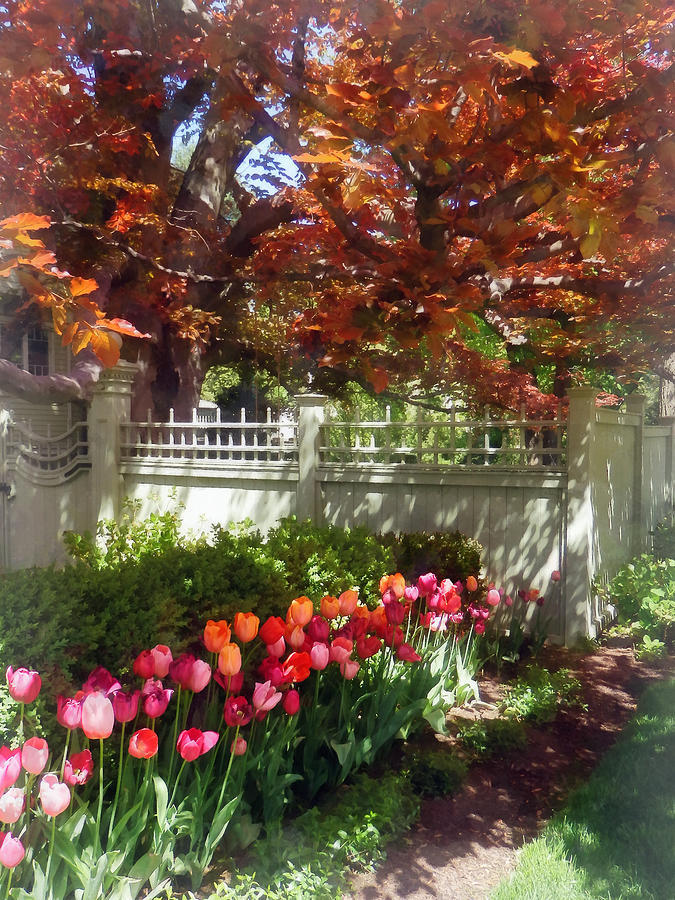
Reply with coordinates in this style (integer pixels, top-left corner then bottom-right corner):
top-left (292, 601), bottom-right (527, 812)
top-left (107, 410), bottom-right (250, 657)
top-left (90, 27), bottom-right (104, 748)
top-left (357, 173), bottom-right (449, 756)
top-left (167, 687), bottom-right (181, 785)
top-left (95, 738), bottom-right (104, 856)
top-left (3, 867), bottom-right (12, 900)
top-left (59, 730), bottom-right (71, 780)
top-left (107, 721), bottom-right (126, 841)
top-left (168, 759), bottom-right (186, 809)
top-left (45, 812), bottom-right (57, 882)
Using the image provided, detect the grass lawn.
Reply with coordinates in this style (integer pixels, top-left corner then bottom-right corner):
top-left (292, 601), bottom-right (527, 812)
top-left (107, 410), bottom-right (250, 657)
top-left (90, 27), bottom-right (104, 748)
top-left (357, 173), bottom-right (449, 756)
top-left (491, 677), bottom-right (675, 900)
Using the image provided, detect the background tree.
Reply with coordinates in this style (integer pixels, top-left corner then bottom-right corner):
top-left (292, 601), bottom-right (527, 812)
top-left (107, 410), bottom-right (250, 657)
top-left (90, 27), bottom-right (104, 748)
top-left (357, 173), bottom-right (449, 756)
top-left (0, 0), bottom-right (672, 416)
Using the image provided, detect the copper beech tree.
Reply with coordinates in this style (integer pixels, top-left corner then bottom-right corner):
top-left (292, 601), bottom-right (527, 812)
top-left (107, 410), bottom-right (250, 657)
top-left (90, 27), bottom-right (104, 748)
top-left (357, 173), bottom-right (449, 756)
top-left (0, 0), bottom-right (672, 416)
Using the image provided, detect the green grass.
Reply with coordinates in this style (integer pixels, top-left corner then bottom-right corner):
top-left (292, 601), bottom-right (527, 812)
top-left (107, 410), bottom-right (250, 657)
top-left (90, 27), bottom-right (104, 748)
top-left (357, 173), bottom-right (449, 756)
top-left (491, 678), bottom-right (675, 900)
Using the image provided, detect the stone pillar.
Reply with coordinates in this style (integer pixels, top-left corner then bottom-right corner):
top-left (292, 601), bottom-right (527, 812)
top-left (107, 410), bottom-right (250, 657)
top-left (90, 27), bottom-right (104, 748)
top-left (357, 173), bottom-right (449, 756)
top-left (88, 361), bottom-right (138, 526)
top-left (295, 394), bottom-right (326, 523)
top-left (625, 394), bottom-right (646, 554)
top-left (565, 387), bottom-right (598, 644)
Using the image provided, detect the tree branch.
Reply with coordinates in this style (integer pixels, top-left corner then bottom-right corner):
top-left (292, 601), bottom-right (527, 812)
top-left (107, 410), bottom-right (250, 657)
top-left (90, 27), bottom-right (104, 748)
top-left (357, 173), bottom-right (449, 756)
top-left (0, 351), bottom-right (104, 402)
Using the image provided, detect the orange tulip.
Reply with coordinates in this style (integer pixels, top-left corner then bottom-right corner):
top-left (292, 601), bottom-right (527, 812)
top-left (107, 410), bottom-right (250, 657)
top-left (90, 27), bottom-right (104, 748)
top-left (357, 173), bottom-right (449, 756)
top-left (287, 624), bottom-right (306, 650)
top-left (320, 595), bottom-right (340, 619)
top-left (233, 612), bottom-right (260, 643)
top-left (352, 604), bottom-right (371, 624)
top-left (466, 575), bottom-right (478, 592)
top-left (204, 620), bottom-right (231, 653)
top-left (217, 643), bottom-right (241, 677)
top-left (379, 573), bottom-right (406, 599)
top-left (338, 589), bottom-right (358, 616)
top-left (288, 597), bottom-right (313, 627)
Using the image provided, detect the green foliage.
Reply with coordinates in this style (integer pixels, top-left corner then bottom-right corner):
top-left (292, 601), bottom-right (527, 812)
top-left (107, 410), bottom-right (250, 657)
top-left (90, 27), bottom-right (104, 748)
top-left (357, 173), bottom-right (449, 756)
top-left (501, 667), bottom-right (584, 725)
top-left (491, 679), bottom-right (675, 900)
top-left (384, 530), bottom-right (483, 583)
top-left (202, 772), bottom-right (420, 900)
top-left (634, 635), bottom-right (667, 661)
top-left (652, 517), bottom-right (675, 560)
top-left (402, 745), bottom-right (468, 796)
top-left (457, 717), bottom-right (528, 759)
top-left (600, 553), bottom-right (675, 645)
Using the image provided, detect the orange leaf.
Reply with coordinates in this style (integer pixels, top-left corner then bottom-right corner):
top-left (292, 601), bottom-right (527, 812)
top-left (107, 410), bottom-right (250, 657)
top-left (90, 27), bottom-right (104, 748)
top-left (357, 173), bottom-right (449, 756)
top-left (89, 330), bottom-right (121, 367)
top-left (0, 213), bottom-right (51, 232)
top-left (97, 317), bottom-right (151, 339)
top-left (69, 277), bottom-right (98, 297)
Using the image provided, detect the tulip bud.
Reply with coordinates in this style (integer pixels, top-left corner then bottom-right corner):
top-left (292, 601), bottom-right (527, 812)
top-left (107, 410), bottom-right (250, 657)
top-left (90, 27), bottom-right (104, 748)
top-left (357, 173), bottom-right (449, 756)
top-left (0, 832), bottom-right (24, 868)
top-left (283, 689), bottom-right (300, 716)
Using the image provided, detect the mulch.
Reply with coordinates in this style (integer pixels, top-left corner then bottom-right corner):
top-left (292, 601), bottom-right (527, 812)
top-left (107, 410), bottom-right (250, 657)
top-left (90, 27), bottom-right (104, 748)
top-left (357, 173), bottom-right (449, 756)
top-left (346, 644), bottom-right (675, 900)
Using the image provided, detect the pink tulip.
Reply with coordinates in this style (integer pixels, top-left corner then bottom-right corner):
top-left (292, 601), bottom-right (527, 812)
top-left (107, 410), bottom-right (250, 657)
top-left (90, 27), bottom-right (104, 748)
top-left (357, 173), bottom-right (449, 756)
top-left (310, 642), bottom-right (330, 670)
top-left (486, 589), bottom-right (501, 607)
top-left (39, 774), bottom-right (71, 817)
top-left (81, 692), bottom-right (114, 739)
top-left (231, 737), bottom-right (247, 756)
top-left (417, 573), bottom-right (438, 598)
top-left (252, 680), bottom-right (283, 712)
top-left (475, 620), bottom-right (486, 634)
top-left (187, 659), bottom-right (212, 693)
top-left (266, 637), bottom-right (286, 658)
top-left (283, 689), bottom-right (300, 716)
top-left (151, 645), bottom-right (173, 679)
top-left (142, 681), bottom-right (173, 719)
top-left (63, 750), bottom-right (94, 786)
top-left (176, 728), bottom-right (219, 762)
top-left (21, 737), bottom-right (49, 775)
top-left (330, 637), bottom-right (353, 665)
top-left (0, 748), bottom-right (21, 792)
top-left (82, 667), bottom-right (120, 697)
top-left (551, 570), bottom-right (561, 582)
top-left (6, 666), bottom-right (41, 704)
top-left (404, 586), bottom-right (419, 602)
top-left (112, 690), bottom-right (140, 723)
top-left (0, 832), bottom-right (24, 868)
top-left (258, 656), bottom-right (286, 687)
top-left (0, 788), bottom-right (24, 824)
top-left (340, 659), bottom-right (360, 680)
top-left (57, 695), bottom-right (83, 730)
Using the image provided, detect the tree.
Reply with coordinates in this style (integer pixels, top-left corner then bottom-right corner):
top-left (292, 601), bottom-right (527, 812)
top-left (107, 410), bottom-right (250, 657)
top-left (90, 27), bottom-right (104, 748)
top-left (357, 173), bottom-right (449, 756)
top-left (0, 0), bottom-right (672, 416)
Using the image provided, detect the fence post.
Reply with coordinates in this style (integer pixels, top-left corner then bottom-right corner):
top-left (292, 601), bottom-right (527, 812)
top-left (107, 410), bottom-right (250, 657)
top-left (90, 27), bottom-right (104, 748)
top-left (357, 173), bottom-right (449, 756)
top-left (295, 394), bottom-right (326, 523)
top-left (625, 393), bottom-right (646, 553)
top-left (659, 415), bottom-right (675, 516)
top-left (565, 386), bottom-right (598, 645)
top-left (89, 361), bottom-right (138, 527)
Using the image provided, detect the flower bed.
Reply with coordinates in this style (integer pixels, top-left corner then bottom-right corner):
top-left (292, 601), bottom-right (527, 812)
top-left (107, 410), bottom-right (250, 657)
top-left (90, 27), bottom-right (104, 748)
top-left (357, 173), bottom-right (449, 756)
top-left (0, 570), bottom-right (501, 898)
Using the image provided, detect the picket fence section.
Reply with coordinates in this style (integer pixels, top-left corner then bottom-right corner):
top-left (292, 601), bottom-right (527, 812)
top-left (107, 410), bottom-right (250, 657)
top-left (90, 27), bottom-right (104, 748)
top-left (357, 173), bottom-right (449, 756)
top-left (0, 364), bottom-right (673, 646)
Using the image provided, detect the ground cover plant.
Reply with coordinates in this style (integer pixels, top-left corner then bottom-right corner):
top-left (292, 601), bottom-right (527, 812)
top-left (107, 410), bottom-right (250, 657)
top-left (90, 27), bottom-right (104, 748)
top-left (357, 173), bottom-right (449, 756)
top-left (491, 678), bottom-right (675, 900)
top-left (0, 568), bottom-right (497, 897)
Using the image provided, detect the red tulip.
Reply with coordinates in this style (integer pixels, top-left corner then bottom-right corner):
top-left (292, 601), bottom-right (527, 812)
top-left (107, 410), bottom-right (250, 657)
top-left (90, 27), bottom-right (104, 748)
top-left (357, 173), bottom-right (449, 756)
top-left (133, 650), bottom-right (155, 679)
top-left (63, 750), bottom-right (94, 786)
top-left (283, 689), bottom-right (300, 716)
top-left (231, 737), bottom-right (247, 756)
top-left (356, 634), bottom-right (382, 659)
top-left (0, 788), bottom-right (23, 825)
top-left (128, 729), bottom-right (158, 760)
top-left (6, 666), bottom-right (41, 704)
top-left (169, 653), bottom-right (197, 690)
top-left (0, 748), bottom-right (20, 792)
top-left (223, 696), bottom-right (253, 727)
top-left (81, 693), bottom-right (114, 739)
top-left (21, 737), bottom-right (48, 775)
top-left (112, 690), bottom-right (140, 723)
top-left (258, 655), bottom-right (286, 686)
top-left (214, 669), bottom-right (244, 694)
top-left (176, 728), bottom-right (218, 761)
top-left (0, 832), bottom-right (24, 868)
top-left (259, 616), bottom-right (286, 645)
top-left (396, 643), bottom-right (422, 663)
top-left (281, 651), bottom-right (311, 684)
top-left (475, 620), bottom-right (486, 634)
top-left (57, 695), bottom-right (83, 730)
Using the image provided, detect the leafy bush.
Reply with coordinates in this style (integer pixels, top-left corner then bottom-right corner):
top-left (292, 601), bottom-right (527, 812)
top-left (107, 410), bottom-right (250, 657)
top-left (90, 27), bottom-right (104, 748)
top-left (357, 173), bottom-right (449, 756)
top-left (501, 666), bottom-right (584, 724)
top-left (402, 746), bottom-right (468, 796)
top-left (601, 554), bottom-right (675, 645)
top-left (384, 530), bottom-right (483, 583)
top-left (457, 717), bottom-right (528, 758)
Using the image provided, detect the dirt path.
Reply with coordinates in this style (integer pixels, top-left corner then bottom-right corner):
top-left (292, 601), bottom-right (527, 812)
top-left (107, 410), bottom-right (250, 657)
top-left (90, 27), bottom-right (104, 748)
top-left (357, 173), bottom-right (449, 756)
top-left (346, 646), bottom-right (674, 900)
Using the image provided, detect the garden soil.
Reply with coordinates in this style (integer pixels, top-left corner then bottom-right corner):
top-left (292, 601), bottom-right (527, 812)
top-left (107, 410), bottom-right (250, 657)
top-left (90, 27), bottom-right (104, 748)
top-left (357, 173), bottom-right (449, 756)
top-left (345, 645), bottom-right (675, 900)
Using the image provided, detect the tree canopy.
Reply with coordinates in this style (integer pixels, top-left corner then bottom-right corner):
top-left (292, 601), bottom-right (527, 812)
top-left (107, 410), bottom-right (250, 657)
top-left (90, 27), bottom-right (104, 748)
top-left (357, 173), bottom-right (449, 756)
top-left (0, 0), bottom-right (672, 415)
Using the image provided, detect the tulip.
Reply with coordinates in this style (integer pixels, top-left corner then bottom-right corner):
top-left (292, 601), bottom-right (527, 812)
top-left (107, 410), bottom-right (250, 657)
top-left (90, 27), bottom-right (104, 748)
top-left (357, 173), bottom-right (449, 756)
top-left (0, 832), bottom-right (24, 868)
top-left (486, 588), bottom-right (501, 607)
top-left (203, 619), bottom-right (231, 653)
top-left (465, 575), bottom-right (478, 592)
top-left (21, 737), bottom-right (48, 775)
top-left (379, 573), bottom-right (405, 599)
top-left (128, 729), bottom-right (158, 760)
top-left (252, 680), bottom-right (283, 713)
top-left (223, 696), bottom-right (253, 727)
top-left (214, 669), bottom-right (244, 694)
top-left (352, 604), bottom-right (371, 624)
top-left (330, 637), bottom-right (353, 665)
top-left (233, 612), bottom-right (260, 643)
top-left (231, 737), bottom-right (247, 756)
top-left (63, 750), bottom-right (94, 786)
top-left (266, 636), bottom-right (286, 658)
top-left (384, 597), bottom-right (406, 626)
top-left (417, 573), bottom-right (438, 598)
top-left (551, 570), bottom-right (561, 582)
top-left (0, 748), bottom-right (21, 792)
top-left (404, 586), bottom-right (419, 603)
top-left (504, 595), bottom-right (513, 607)
top-left (112, 690), bottom-right (141, 723)
top-left (439, 587), bottom-right (462, 614)
top-left (169, 653), bottom-right (196, 690)
top-left (133, 650), bottom-right (155, 679)
top-left (383, 625), bottom-right (404, 649)
top-left (282, 689), bottom-right (300, 716)
top-left (475, 621), bottom-right (486, 634)
top-left (307, 615), bottom-right (330, 644)
top-left (396, 643), bottom-right (421, 663)
top-left (218, 643), bottom-right (241, 677)
top-left (288, 597), bottom-right (313, 627)
top-left (287, 624), bottom-right (307, 650)
top-left (320, 595), bottom-right (340, 619)
top-left (340, 659), bottom-right (360, 680)
top-left (151, 645), bottom-right (173, 678)
top-left (0, 788), bottom-right (24, 824)
top-left (57, 695), bottom-right (83, 730)
top-left (142, 682), bottom-right (173, 719)
top-left (281, 651), bottom-right (311, 684)
top-left (81, 692), bottom-right (114, 739)
top-left (259, 655), bottom-right (286, 686)
top-left (187, 659), bottom-right (212, 693)
top-left (82, 667), bottom-right (120, 696)
top-left (39, 774), bottom-right (71, 817)
top-left (6, 666), bottom-right (41, 704)
top-left (310, 642), bottom-right (330, 670)
top-left (259, 616), bottom-right (286, 645)
top-left (338, 589), bottom-right (358, 616)
top-left (356, 634), bottom-right (382, 659)
top-left (369, 605), bottom-right (387, 634)
top-left (176, 728), bottom-right (218, 762)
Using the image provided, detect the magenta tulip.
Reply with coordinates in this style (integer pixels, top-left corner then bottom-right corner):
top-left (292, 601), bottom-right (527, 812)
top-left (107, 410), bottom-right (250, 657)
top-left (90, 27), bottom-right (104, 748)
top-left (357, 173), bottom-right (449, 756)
top-left (214, 669), bottom-right (244, 694)
top-left (0, 788), bottom-right (24, 825)
top-left (82, 667), bottom-right (120, 697)
top-left (0, 832), bottom-right (24, 868)
top-left (21, 737), bottom-right (48, 775)
top-left (283, 689), bottom-right (300, 716)
top-left (39, 774), bottom-right (70, 817)
top-left (142, 681), bottom-right (173, 719)
top-left (223, 696), bottom-right (253, 727)
top-left (176, 728), bottom-right (218, 761)
top-left (81, 692), bottom-right (114, 740)
top-left (112, 690), bottom-right (141, 723)
top-left (6, 666), bottom-right (41, 704)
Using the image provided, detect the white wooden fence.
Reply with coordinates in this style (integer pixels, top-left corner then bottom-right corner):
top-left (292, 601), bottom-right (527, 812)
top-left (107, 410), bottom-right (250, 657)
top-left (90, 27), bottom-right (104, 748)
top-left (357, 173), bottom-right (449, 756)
top-left (1, 364), bottom-right (673, 645)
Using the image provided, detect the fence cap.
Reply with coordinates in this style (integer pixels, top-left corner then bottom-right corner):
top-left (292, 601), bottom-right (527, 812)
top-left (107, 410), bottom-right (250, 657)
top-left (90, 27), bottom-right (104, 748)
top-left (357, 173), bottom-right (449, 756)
top-left (294, 393), bottom-right (328, 407)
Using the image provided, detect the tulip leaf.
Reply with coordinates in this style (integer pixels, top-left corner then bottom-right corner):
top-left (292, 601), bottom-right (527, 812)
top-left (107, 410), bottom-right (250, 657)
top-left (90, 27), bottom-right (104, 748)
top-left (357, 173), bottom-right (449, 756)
top-left (153, 774), bottom-right (168, 829)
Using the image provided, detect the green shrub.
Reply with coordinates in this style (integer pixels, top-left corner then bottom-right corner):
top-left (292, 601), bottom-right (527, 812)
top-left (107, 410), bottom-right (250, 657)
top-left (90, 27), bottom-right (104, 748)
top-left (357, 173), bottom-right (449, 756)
top-left (402, 746), bottom-right (468, 796)
top-left (601, 554), bottom-right (675, 645)
top-left (384, 530), bottom-right (483, 583)
top-left (501, 666), bottom-right (584, 724)
top-left (457, 717), bottom-right (528, 758)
